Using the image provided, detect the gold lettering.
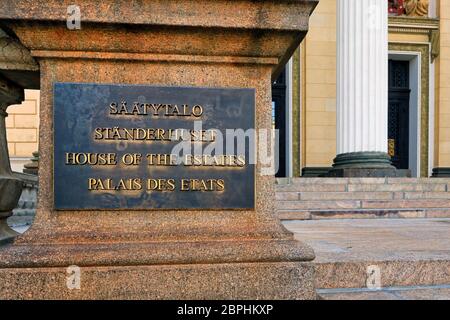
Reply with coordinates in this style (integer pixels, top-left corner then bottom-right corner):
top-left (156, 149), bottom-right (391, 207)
top-left (118, 101), bottom-right (128, 114)
top-left (109, 102), bottom-right (118, 114)
top-left (179, 179), bottom-right (226, 192)
top-left (109, 102), bottom-right (203, 118)
top-left (216, 179), bottom-right (225, 191)
top-left (150, 104), bottom-right (162, 115)
top-left (88, 178), bottom-right (97, 190)
top-left (146, 179), bottom-right (176, 192)
top-left (131, 102), bottom-right (141, 115)
top-left (181, 179), bottom-right (190, 191)
top-left (122, 153), bottom-right (142, 166)
top-left (167, 179), bottom-right (176, 191)
top-left (192, 105), bottom-right (203, 117)
top-left (66, 153), bottom-right (117, 166)
top-left (94, 128), bottom-right (104, 140)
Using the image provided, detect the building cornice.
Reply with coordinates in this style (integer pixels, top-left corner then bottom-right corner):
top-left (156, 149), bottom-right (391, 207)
top-left (389, 16), bottom-right (439, 34)
top-left (388, 16), bottom-right (440, 61)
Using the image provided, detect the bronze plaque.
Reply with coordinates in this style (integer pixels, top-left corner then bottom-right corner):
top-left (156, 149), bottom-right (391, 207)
top-left (54, 83), bottom-right (255, 210)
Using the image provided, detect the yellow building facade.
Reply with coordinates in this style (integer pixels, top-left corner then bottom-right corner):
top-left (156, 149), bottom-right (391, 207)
top-left (297, 0), bottom-right (447, 177)
top-left (6, 89), bottom-right (39, 172)
top-left (6, 0), bottom-right (449, 178)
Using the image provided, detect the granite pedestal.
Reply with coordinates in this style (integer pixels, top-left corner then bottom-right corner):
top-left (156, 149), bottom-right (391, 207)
top-left (0, 0), bottom-right (318, 299)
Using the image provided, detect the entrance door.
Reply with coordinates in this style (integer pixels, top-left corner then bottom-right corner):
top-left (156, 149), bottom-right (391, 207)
top-left (388, 60), bottom-right (411, 170)
top-left (272, 68), bottom-right (287, 177)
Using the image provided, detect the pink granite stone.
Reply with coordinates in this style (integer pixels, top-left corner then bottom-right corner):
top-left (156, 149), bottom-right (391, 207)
top-left (0, 0), bottom-right (319, 300)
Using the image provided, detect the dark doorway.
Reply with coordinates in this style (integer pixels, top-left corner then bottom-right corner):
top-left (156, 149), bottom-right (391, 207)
top-left (388, 60), bottom-right (411, 170)
top-left (272, 68), bottom-right (287, 177)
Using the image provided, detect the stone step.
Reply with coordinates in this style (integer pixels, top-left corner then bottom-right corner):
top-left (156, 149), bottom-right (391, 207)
top-left (276, 199), bottom-right (450, 211)
top-left (315, 259), bottom-right (450, 290)
top-left (318, 285), bottom-right (450, 300)
top-left (362, 199), bottom-right (450, 209)
top-left (348, 183), bottom-right (448, 192)
top-left (278, 208), bottom-right (450, 220)
top-left (404, 192), bottom-right (450, 199)
top-left (283, 219), bottom-right (450, 294)
top-left (278, 209), bottom-right (436, 220)
top-left (277, 191), bottom-right (450, 201)
top-left (277, 191), bottom-right (393, 201)
top-left (276, 178), bottom-right (450, 220)
top-left (277, 184), bottom-right (348, 192)
top-left (277, 177), bottom-right (450, 185)
top-left (277, 183), bottom-right (450, 193)
top-left (277, 200), bottom-right (361, 210)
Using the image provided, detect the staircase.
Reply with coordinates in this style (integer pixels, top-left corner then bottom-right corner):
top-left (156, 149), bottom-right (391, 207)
top-left (283, 218), bottom-right (450, 300)
top-left (276, 178), bottom-right (450, 220)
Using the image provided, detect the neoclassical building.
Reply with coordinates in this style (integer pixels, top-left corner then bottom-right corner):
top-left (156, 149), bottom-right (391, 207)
top-left (1, 0), bottom-right (449, 301)
top-left (272, 0), bottom-right (448, 178)
top-left (4, 0), bottom-right (449, 179)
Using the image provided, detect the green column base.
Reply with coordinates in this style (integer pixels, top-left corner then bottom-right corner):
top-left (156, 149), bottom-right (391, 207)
top-left (432, 168), bottom-right (450, 177)
top-left (328, 152), bottom-right (409, 178)
top-left (332, 152), bottom-right (395, 169)
top-left (301, 167), bottom-right (333, 178)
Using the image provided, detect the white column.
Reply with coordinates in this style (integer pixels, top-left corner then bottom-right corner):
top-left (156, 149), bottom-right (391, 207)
top-left (337, 0), bottom-right (388, 155)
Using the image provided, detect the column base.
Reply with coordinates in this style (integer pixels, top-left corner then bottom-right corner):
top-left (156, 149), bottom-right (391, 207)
top-left (328, 152), bottom-right (409, 177)
top-left (301, 167), bottom-right (332, 178)
top-left (328, 168), bottom-right (411, 178)
top-left (432, 168), bottom-right (450, 177)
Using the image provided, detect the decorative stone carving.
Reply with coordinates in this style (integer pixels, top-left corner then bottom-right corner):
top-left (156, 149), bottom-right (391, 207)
top-left (9, 172), bottom-right (38, 232)
top-left (405, 0), bottom-right (429, 17)
top-left (23, 151), bottom-right (39, 175)
top-left (388, 0), bottom-right (406, 16)
top-left (430, 29), bottom-right (440, 62)
top-left (0, 31), bottom-right (40, 90)
top-left (0, 76), bottom-right (24, 243)
top-left (0, 34), bottom-right (38, 71)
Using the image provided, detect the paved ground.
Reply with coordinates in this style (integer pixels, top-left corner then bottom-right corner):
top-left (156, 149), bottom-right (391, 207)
top-left (283, 218), bottom-right (450, 263)
top-left (283, 218), bottom-right (450, 300)
top-left (14, 218), bottom-right (450, 262)
top-left (317, 285), bottom-right (450, 300)
top-left (10, 217), bottom-right (450, 299)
